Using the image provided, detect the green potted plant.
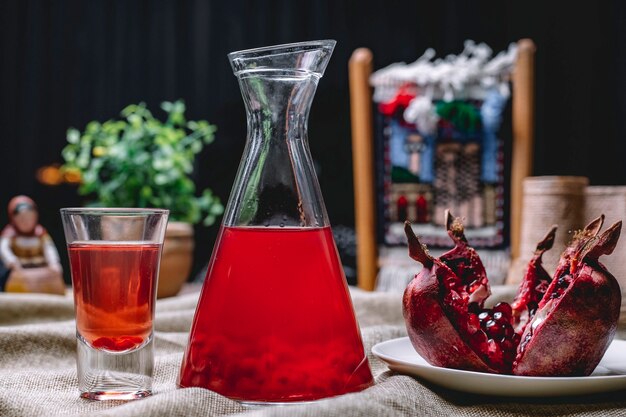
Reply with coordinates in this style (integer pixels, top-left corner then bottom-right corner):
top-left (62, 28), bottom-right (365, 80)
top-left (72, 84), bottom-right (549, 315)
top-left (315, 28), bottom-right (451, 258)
top-left (61, 100), bottom-right (223, 297)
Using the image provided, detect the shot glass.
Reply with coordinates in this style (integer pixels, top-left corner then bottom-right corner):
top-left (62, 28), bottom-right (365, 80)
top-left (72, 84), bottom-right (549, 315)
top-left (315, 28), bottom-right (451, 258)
top-left (60, 208), bottom-right (169, 400)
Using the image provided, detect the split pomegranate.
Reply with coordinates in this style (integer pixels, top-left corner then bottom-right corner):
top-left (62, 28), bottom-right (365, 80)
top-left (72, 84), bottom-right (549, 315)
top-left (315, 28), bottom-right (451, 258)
top-left (403, 212), bottom-right (622, 376)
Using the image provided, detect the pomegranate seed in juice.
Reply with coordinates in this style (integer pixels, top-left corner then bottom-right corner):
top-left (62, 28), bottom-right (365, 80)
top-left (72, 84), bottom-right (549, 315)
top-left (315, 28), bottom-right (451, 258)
top-left (178, 226), bottom-right (373, 402)
top-left (68, 242), bottom-right (160, 352)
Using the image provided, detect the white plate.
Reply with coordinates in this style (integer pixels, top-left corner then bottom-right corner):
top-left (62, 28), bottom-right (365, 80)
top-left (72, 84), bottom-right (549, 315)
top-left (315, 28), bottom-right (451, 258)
top-left (372, 337), bottom-right (626, 397)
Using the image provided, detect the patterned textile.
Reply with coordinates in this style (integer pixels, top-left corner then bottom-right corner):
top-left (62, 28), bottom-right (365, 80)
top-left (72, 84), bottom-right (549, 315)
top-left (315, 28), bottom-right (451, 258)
top-left (370, 42), bottom-right (513, 249)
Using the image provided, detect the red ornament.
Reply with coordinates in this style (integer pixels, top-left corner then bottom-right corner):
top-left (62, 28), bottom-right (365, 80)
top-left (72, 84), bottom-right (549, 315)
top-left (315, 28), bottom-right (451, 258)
top-left (378, 85), bottom-right (416, 116)
top-left (397, 195), bottom-right (408, 222)
top-left (416, 194), bottom-right (428, 223)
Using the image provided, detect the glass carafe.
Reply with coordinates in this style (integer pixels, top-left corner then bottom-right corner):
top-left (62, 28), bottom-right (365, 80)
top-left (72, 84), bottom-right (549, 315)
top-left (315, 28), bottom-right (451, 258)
top-left (178, 40), bottom-right (374, 404)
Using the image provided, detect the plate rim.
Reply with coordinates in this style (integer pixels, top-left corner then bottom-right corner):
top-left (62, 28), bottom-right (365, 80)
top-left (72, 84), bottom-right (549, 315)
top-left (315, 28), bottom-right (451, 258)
top-left (372, 336), bottom-right (626, 382)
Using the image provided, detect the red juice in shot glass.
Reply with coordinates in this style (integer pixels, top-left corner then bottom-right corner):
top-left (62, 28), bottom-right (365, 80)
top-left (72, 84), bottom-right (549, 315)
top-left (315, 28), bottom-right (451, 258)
top-left (69, 242), bottom-right (161, 352)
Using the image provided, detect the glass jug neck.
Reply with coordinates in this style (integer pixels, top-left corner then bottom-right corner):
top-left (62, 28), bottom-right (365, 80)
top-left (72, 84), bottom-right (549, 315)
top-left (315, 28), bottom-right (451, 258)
top-left (229, 40), bottom-right (336, 144)
top-left (238, 74), bottom-right (318, 144)
top-left (223, 41), bottom-right (336, 230)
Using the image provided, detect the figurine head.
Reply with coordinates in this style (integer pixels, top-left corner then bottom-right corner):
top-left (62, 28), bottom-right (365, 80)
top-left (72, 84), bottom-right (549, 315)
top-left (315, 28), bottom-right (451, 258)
top-left (8, 195), bottom-right (39, 235)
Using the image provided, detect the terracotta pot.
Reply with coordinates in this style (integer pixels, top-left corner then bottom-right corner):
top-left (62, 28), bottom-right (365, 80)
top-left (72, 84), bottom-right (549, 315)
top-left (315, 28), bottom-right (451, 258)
top-left (158, 222), bottom-right (194, 298)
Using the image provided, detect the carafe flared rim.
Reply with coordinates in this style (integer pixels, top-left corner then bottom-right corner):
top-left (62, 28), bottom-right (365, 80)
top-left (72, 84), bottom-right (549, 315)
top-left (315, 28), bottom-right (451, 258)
top-left (228, 40), bottom-right (336, 78)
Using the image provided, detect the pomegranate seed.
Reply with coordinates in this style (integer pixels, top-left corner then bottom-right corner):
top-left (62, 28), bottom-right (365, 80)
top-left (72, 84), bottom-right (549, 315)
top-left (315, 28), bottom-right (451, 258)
top-left (115, 338), bottom-right (136, 351)
top-left (492, 311), bottom-right (505, 322)
top-left (492, 302), bottom-right (512, 318)
top-left (485, 320), bottom-right (505, 339)
top-left (486, 339), bottom-right (505, 366)
top-left (467, 313), bottom-right (481, 332)
top-left (92, 337), bottom-right (116, 350)
top-left (478, 311), bottom-right (490, 322)
top-left (503, 324), bottom-right (514, 339)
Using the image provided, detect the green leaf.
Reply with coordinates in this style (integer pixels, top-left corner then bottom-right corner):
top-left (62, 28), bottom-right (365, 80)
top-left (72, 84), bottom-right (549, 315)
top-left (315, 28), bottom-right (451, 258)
top-left (86, 121), bottom-right (101, 134)
top-left (154, 173), bottom-right (169, 185)
top-left (67, 129), bottom-right (80, 144)
top-left (152, 157), bottom-right (173, 171)
top-left (161, 101), bottom-right (173, 112)
top-left (62, 147), bottom-right (77, 162)
top-left (140, 185), bottom-right (151, 197)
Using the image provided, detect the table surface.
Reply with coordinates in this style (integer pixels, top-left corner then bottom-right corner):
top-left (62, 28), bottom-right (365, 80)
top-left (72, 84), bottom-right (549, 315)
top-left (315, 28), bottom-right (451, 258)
top-left (0, 286), bottom-right (625, 417)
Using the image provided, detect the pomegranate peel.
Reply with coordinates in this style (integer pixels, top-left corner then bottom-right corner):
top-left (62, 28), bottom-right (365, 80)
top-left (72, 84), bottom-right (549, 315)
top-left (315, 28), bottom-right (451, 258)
top-left (553, 214), bottom-right (605, 281)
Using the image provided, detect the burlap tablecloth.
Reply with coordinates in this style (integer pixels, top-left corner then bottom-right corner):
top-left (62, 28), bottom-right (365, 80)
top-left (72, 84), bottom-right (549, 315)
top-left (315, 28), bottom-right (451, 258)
top-left (1, 287), bottom-right (625, 417)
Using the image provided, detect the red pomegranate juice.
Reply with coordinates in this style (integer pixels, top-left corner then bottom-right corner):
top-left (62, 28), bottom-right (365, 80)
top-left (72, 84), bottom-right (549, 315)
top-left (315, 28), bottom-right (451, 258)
top-left (68, 242), bottom-right (160, 352)
top-left (178, 226), bottom-right (373, 402)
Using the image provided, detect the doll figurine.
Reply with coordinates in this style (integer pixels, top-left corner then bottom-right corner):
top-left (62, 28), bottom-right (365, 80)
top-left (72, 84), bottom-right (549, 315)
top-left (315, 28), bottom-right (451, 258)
top-left (0, 195), bottom-right (65, 295)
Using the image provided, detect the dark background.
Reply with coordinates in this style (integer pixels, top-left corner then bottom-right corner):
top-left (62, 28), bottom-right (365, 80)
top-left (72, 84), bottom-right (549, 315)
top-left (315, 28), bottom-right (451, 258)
top-left (2, 0), bottom-right (626, 281)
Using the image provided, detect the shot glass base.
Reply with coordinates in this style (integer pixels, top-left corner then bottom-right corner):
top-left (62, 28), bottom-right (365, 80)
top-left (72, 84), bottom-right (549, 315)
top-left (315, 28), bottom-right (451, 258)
top-left (77, 334), bottom-right (154, 401)
top-left (80, 390), bottom-right (152, 401)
